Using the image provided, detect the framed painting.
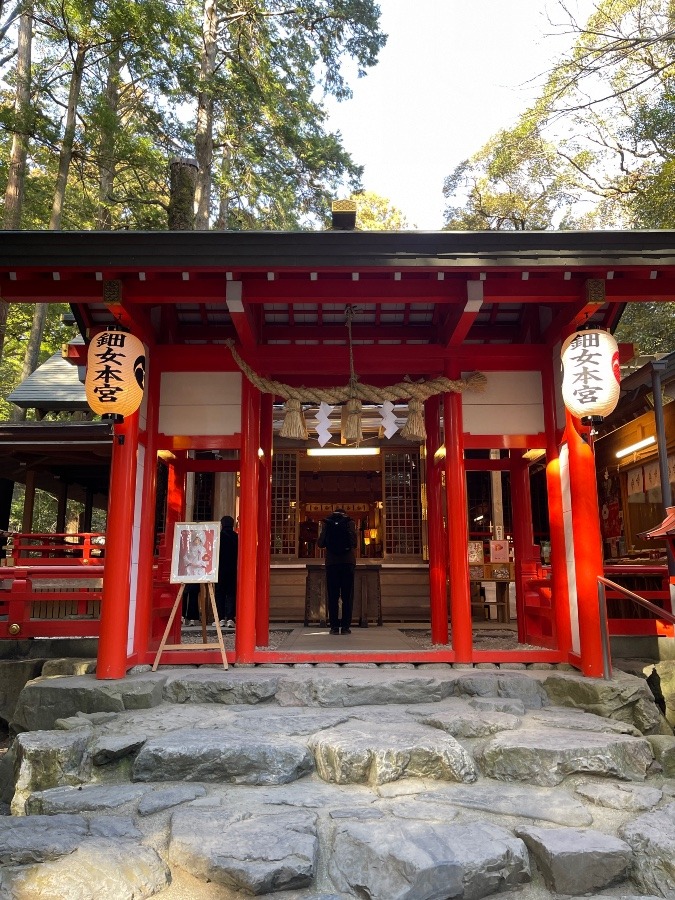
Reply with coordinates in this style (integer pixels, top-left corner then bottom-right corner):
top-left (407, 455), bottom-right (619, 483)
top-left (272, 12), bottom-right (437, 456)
top-left (468, 541), bottom-right (484, 565)
top-left (170, 522), bottom-right (220, 584)
top-left (489, 540), bottom-right (510, 563)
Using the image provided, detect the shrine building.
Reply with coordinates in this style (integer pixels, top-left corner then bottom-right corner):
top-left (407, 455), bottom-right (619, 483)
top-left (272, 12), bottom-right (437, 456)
top-left (1, 227), bottom-right (674, 678)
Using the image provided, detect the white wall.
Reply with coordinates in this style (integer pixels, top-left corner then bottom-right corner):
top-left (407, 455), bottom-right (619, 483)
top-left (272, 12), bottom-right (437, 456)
top-left (462, 371), bottom-right (544, 436)
top-left (158, 372), bottom-right (242, 436)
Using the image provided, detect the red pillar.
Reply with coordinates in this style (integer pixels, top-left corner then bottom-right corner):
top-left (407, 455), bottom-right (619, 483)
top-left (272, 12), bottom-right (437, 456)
top-left (425, 396), bottom-right (448, 644)
top-left (235, 378), bottom-right (260, 663)
top-left (97, 412), bottom-right (140, 679)
top-left (510, 451), bottom-right (536, 642)
top-left (566, 409), bottom-right (606, 677)
top-left (443, 383), bottom-right (472, 661)
top-left (256, 392), bottom-right (273, 646)
top-left (132, 361), bottom-right (160, 661)
top-left (542, 361), bottom-right (573, 658)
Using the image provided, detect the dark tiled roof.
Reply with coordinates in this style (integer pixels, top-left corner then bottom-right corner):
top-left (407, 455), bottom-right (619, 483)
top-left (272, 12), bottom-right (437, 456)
top-left (8, 353), bottom-right (86, 411)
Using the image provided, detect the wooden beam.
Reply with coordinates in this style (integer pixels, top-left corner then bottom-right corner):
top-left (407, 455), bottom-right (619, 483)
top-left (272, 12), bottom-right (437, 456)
top-left (227, 281), bottom-right (258, 348)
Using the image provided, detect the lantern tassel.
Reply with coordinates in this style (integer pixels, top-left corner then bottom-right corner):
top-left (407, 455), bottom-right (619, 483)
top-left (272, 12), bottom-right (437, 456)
top-left (342, 397), bottom-right (363, 444)
top-left (400, 398), bottom-right (426, 442)
top-left (279, 399), bottom-right (308, 439)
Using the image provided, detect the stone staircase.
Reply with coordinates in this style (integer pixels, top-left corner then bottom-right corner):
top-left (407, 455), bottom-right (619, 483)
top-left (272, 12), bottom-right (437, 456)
top-left (1, 664), bottom-right (675, 899)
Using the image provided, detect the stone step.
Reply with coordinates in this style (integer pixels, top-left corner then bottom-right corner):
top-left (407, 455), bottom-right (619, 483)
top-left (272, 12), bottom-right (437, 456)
top-left (1, 668), bottom-right (674, 899)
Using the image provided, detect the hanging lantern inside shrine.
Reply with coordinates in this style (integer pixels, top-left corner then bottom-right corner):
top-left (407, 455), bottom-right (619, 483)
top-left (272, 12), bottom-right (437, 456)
top-left (561, 328), bottom-right (620, 424)
top-left (85, 329), bottom-right (146, 417)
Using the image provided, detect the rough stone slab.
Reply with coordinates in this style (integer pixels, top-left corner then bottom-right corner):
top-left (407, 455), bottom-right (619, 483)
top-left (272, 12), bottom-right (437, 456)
top-left (618, 801), bottom-right (675, 896)
top-left (453, 672), bottom-right (548, 708)
top-left (25, 783), bottom-right (146, 814)
top-left (649, 659), bottom-right (675, 728)
top-left (0, 837), bottom-right (169, 900)
top-left (309, 722), bottom-right (477, 786)
top-left (54, 716), bottom-right (93, 731)
top-left (476, 727), bottom-right (653, 786)
top-left (575, 780), bottom-right (663, 811)
top-left (170, 807), bottom-right (318, 895)
top-left (12, 673), bottom-right (167, 731)
top-left (414, 699), bottom-right (522, 737)
top-left (243, 710), bottom-right (352, 737)
top-left (328, 818), bottom-right (530, 900)
top-left (132, 727), bottom-right (313, 784)
top-left (276, 674), bottom-right (450, 708)
top-left (138, 784), bottom-right (207, 816)
top-left (416, 782), bottom-right (593, 826)
top-left (41, 657), bottom-right (97, 676)
top-left (469, 696), bottom-right (526, 716)
top-left (543, 671), bottom-right (667, 735)
top-left (516, 825), bottom-right (631, 894)
top-left (12, 729), bottom-right (90, 814)
top-left (90, 731), bottom-right (148, 765)
top-left (0, 813), bottom-right (88, 865)
top-left (88, 816), bottom-right (141, 839)
top-left (372, 797), bottom-right (461, 821)
top-left (0, 658), bottom-right (47, 725)
top-left (529, 707), bottom-right (642, 736)
top-left (162, 670), bottom-right (279, 704)
top-left (646, 734), bottom-right (675, 776)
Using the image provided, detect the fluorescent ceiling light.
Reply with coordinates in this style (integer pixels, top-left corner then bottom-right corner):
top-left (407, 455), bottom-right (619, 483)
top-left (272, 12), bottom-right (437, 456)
top-left (616, 436), bottom-right (655, 459)
top-left (306, 447), bottom-right (380, 457)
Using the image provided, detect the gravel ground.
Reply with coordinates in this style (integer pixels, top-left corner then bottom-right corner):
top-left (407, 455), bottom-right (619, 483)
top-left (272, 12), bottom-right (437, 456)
top-left (180, 625), bottom-right (541, 652)
top-left (401, 628), bottom-right (543, 652)
top-left (180, 626), bottom-right (289, 651)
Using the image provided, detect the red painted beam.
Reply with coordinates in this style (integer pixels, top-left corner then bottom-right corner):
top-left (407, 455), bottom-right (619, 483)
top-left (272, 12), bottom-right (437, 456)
top-left (227, 281), bottom-right (258, 348)
top-left (173, 459), bottom-right (239, 473)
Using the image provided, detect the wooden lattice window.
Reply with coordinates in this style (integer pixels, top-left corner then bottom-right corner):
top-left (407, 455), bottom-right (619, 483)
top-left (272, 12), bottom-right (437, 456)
top-left (383, 450), bottom-right (422, 556)
top-left (271, 451), bottom-right (298, 556)
top-left (192, 471), bottom-right (214, 522)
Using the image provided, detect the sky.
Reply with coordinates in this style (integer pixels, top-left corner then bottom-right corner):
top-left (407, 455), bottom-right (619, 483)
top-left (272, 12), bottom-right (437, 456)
top-left (323, 0), bottom-right (597, 230)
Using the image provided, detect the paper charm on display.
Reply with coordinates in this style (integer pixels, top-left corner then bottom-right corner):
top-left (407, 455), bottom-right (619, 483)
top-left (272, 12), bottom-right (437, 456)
top-left (379, 401), bottom-right (398, 439)
top-left (85, 328), bottom-right (145, 416)
top-left (561, 329), bottom-right (620, 422)
top-left (315, 403), bottom-right (334, 447)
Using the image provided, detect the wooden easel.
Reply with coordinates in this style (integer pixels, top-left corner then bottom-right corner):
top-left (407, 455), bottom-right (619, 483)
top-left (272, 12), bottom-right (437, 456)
top-left (152, 582), bottom-right (228, 671)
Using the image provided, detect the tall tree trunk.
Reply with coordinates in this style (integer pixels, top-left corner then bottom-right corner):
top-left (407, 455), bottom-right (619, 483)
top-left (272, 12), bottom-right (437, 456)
top-left (11, 303), bottom-right (48, 421)
top-left (12, 43), bottom-right (89, 421)
top-left (2, 3), bottom-right (32, 230)
top-left (214, 144), bottom-right (231, 230)
top-left (194, 0), bottom-right (218, 230)
top-left (97, 45), bottom-right (121, 229)
top-left (1, 2), bottom-right (33, 366)
top-left (50, 43), bottom-right (87, 231)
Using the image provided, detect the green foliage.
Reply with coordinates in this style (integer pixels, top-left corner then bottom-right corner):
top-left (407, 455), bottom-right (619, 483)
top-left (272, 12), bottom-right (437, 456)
top-left (1, 0), bottom-right (385, 230)
top-left (614, 301), bottom-right (675, 354)
top-left (350, 190), bottom-right (409, 230)
top-left (443, 120), bottom-right (575, 231)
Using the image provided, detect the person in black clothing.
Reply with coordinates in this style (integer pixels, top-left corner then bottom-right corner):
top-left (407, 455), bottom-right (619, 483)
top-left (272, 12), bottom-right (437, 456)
top-left (317, 508), bottom-right (357, 634)
top-left (182, 583), bottom-right (200, 626)
top-left (215, 515), bottom-right (238, 629)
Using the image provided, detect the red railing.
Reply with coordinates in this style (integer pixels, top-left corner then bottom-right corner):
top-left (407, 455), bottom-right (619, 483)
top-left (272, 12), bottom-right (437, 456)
top-left (9, 532), bottom-right (105, 565)
top-left (1, 533), bottom-right (105, 638)
top-left (0, 564), bottom-right (104, 638)
top-left (524, 562), bottom-right (673, 638)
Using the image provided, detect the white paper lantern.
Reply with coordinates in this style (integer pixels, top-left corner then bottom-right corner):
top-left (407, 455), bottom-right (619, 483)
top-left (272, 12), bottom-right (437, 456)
top-left (85, 329), bottom-right (145, 416)
top-left (561, 329), bottom-right (620, 421)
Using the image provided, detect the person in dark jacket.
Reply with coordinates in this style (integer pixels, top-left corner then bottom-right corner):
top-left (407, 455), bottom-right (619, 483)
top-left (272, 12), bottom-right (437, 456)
top-left (317, 508), bottom-right (357, 634)
top-left (216, 515), bottom-right (238, 629)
